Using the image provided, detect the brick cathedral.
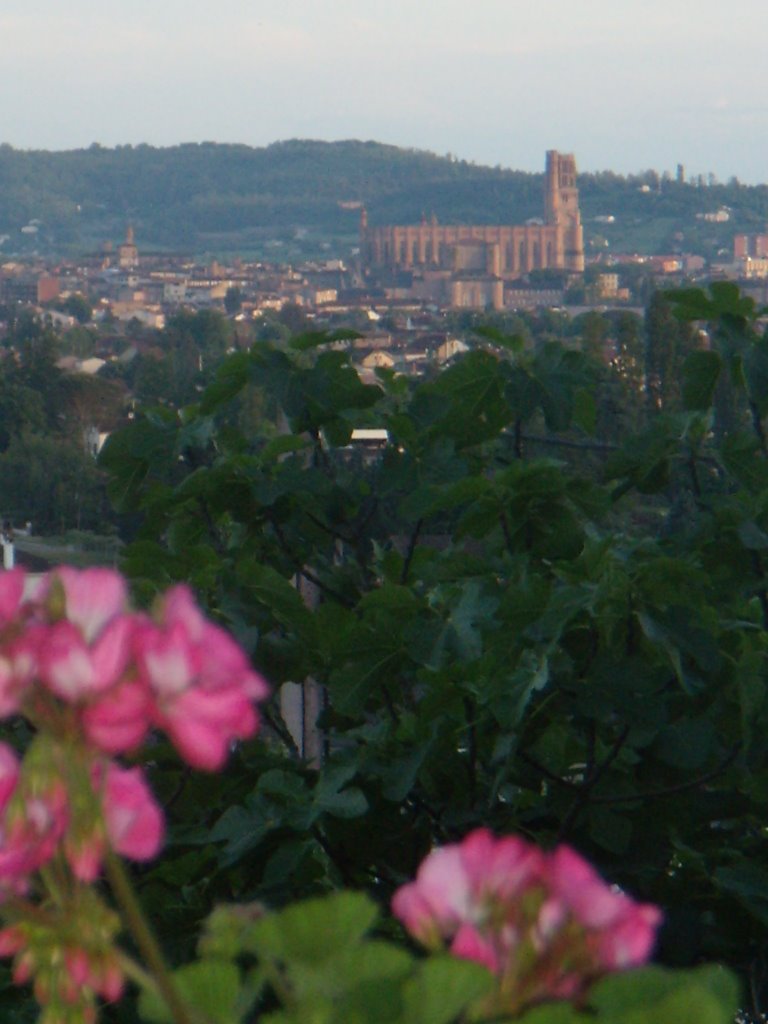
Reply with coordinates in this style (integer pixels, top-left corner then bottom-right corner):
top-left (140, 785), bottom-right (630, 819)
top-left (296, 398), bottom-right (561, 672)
top-left (359, 151), bottom-right (584, 309)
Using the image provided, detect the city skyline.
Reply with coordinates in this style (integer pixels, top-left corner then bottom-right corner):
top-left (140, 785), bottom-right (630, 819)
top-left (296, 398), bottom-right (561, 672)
top-left (2, 0), bottom-right (767, 183)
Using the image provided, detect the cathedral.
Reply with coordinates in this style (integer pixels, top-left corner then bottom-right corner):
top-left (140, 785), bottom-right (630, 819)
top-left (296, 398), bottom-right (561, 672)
top-left (359, 151), bottom-right (584, 309)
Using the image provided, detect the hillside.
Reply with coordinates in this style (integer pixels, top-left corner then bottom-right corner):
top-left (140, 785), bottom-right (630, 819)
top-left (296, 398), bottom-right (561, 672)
top-left (0, 139), bottom-right (766, 260)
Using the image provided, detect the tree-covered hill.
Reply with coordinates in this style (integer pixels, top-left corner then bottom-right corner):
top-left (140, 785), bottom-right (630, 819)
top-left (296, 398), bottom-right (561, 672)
top-left (0, 139), bottom-right (766, 258)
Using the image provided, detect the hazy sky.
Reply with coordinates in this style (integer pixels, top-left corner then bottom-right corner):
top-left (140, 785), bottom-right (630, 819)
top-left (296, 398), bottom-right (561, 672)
top-left (2, 0), bottom-right (767, 182)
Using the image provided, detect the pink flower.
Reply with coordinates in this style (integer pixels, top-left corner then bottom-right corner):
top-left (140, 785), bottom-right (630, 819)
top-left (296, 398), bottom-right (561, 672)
top-left (392, 845), bottom-right (472, 943)
top-left (393, 830), bottom-right (662, 1014)
top-left (392, 829), bottom-right (542, 946)
top-left (80, 678), bottom-right (152, 754)
top-left (0, 782), bottom-right (69, 889)
top-left (548, 846), bottom-right (630, 928)
top-left (160, 685), bottom-right (258, 770)
top-left (133, 588), bottom-right (269, 770)
top-left (37, 615), bottom-right (134, 704)
top-left (0, 926), bottom-right (25, 958)
top-left (63, 947), bottom-right (125, 1004)
top-left (0, 631), bottom-right (41, 719)
top-left (65, 831), bottom-right (106, 883)
top-left (595, 903), bottom-right (663, 970)
top-left (458, 828), bottom-right (544, 903)
top-left (100, 763), bottom-right (164, 862)
top-left (549, 845), bottom-right (662, 969)
top-left (0, 569), bottom-right (27, 627)
top-left (53, 567), bottom-right (127, 643)
top-left (451, 922), bottom-right (504, 973)
top-left (0, 744), bottom-right (19, 814)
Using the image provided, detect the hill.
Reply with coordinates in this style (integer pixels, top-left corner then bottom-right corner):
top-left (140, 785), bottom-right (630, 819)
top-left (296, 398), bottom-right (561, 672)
top-left (0, 139), bottom-right (766, 260)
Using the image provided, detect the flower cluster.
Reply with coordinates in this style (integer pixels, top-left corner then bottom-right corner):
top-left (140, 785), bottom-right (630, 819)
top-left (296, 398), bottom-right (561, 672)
top-left (392, 829), bottom-right (662, 1014)
top-left (0, 886), bottom-right (124, 1024)
top-left (0, 567), bottom-right (268, 771)
top-left (0, 566), bottom-right (268, 1021)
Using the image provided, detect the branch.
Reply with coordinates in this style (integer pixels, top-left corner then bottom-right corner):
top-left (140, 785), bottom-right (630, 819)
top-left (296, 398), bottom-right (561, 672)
top-left (519, 750), bottom-right (578, 789)
top-left (260, 704), bottom-right (301, 759)
top-left (558, 725), bottom-right (631, 840)
top-left (161, 766), bottom-right (192, 813)
top-left (687, 449), bottom-right (703, 499)
top-left (270, 518), bottom-right (356, 609)
top-left (400, 518), bottom-right (423, 585)
top-left (521, 433), bottom-right (619, 453)
top-left (306, 510), bottom-right (352, 545)
top-left (590, 744), bottom-right (740, 805)
top-left (514, 418), bottom-right (523, 459)
top-left (499, 509), bottom-right (515, 555)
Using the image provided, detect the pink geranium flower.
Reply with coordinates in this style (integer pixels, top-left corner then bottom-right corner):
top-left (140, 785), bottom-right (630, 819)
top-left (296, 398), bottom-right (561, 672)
top-left (134, 585), bottom-right (269, 770)
top-left (0, 569), bottom-right (27, 627)
top-left (0, 744), bottom-right (19, 814)
top-left (0, 781), bottom-right (69, 892)
top-left (53, 567), bottom-right (128, 644)
top-left (393, 829), bottom-right (662, 1014)
top-left (101, 763), bottom-right (164, 862)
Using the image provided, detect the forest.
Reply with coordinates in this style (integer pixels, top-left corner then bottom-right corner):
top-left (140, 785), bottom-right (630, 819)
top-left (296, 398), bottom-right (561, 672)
top-left (0, 140), bottom-right (766, 258)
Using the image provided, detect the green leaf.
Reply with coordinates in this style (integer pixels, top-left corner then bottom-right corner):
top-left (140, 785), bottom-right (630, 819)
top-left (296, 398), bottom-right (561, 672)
top-left (573, 387), bottom-right (597, 435)
top-left (715, 861), bottom-right (768, 927)
top-left (138, 959), bottom-right (241, 1024)
top-left (401, 955), bottom-right (493, 1024)
top-left (682, 350), bottom-right (722, 411)
top-left (427, 350), bottom-right (514, 446)
top-left (475, 325), bottom-right (525, 352)
top-left (588, 806), bottom-right (633, 854)
top-left (314, 765), bottom-right (369, 819)
top-left (720, 431), bottom-right (768, 492)
top-left (590, 965), bottom-right (739, 1024)
top-left (244, 563), bottom-right (317, 643)
top-left (199, 351), bottom-right (250, 414)
top-left (289, 328), bottom-right (360, 351)
top-left (655, 718), bottom-right (716, 771)
top-left (247, 892), bottom-right (379, 964)
top-left (737, 519), bottom-right (768, 550)
top-left (490, 652), bottom-right (550, 729)
top-left (636, 612), bottom-right (695, 694)
top-left (259, 435), bottom-right (311, 461)
top-left (515, 1003), bottom-right (590, 1023)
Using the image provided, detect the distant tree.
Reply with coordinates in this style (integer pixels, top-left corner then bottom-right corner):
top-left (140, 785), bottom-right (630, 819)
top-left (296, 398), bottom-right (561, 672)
top-left (224, 286), bottom-right (243, 315)
top-left (601, 312), bottom-right (645, 439)
top-left (61, 293), bottom-right (92, 324)
top-left (60, 325), bottom-right (96, 359)
top-left (130, 350), bottom-right (175, 408)
top-left (644, 291), bottom-right (695, 414)
top-left (572, 311), bottom-right (610, 359)
top-left (166, 309), bottom-right (232, 363)
top-left (60, 374), bottom-right (126, 439)
top-left (277, 302), bottom-right (310, 335)
top-left (256, 316), bottom-right (290, 344)
top-left (0, 377), bottom-right (46, 451)
top-left (0, 435), bottom-right (109, 533)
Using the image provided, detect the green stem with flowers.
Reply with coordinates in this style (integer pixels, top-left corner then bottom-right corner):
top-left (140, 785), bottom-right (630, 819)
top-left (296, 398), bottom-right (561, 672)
top-left (105, 851), bottom-right (196, 1024)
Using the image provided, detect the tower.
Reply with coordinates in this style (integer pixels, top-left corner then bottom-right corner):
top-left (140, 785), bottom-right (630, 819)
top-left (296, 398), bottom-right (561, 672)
top-left (544, 151), bottom-right (584, 272)
top-left (117, 225), bottom-right (139, 270)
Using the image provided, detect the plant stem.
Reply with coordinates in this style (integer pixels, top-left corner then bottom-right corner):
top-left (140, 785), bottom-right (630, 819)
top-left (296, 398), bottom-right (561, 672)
top-left (105, 852), bottom-right (195, 1024)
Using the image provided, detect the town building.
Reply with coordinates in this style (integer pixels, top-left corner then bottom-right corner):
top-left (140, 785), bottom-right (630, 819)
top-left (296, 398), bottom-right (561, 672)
top-left (359, 151), bottom-right (585, 309)
top-left (734, 231), bottom-right (768, 262)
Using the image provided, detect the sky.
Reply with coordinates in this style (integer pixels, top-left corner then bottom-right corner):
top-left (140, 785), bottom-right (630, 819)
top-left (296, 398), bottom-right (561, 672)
top-left (2, 0), bottom-right (767, 183)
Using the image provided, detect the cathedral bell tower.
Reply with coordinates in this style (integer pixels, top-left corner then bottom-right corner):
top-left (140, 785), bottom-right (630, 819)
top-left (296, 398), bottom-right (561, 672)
top-left (544, 151), bottom-right (584, 272)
